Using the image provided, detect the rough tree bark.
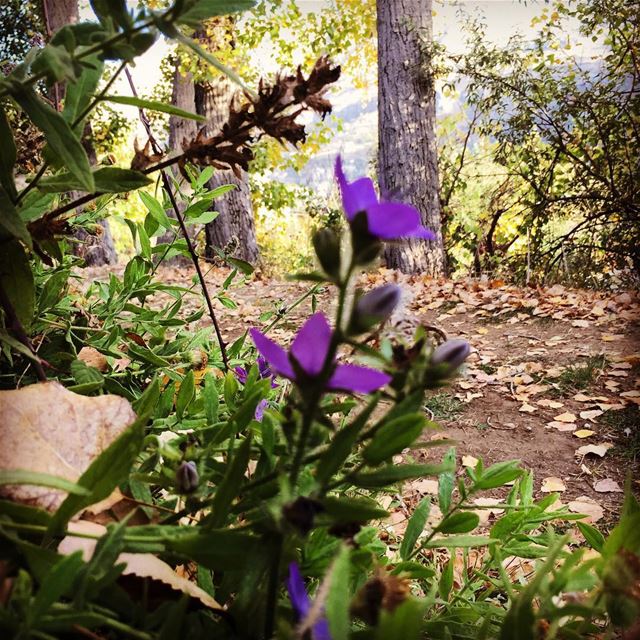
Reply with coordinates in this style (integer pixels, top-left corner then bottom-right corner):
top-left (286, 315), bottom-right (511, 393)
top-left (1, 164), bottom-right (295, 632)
top-left (377, 0), bottom-right (445, 274)
top-left (43, 0), bottom-right (117, 267)
top-left (194, 77), bottom-right (259, 264)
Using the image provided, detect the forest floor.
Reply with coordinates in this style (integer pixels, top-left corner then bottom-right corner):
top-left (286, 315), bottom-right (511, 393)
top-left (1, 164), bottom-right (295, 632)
top-left (88, 263), bottom-right (640, 531)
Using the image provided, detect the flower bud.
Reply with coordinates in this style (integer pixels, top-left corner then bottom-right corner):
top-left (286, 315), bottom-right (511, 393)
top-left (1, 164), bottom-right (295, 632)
top-left (312, 228), bottom-right (341, 279)
top-left (431, 339), bottom-right (471, 371)
top-left (176, 461), bottom-right (199, 493)
top-left (348, 284), bottom-right (401, 335)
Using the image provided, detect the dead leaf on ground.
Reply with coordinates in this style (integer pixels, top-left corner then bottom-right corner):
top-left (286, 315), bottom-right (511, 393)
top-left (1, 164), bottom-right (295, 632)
top-left (594, 479), bottom-right (622, 493)
top-left (537, 398), bottom-right (564, 409)
top-left (573, 429), bottom-right (595, 439)
top-left (0, 382), bottom-right (136, 510)
top-left (567, 496), bottom-right (604, 523)
top-left (59, 521), bottom-right (221, 609)
top-left (462, 455), bottom-right (479, 468)
top-left (519, 403), bottom-right (537, 413)
top-left (575, 443), bottom-right (614, 458)
top-left (541, 477), bottom-right (566, 492)
top-left (554, 412), bottom-right (577, 423)
top-left (546, 421), bottom-right (577, 432)
top-left (77, 347), bottom-right (108, 372)
top-left (579, 410), bottom-right (603, 420)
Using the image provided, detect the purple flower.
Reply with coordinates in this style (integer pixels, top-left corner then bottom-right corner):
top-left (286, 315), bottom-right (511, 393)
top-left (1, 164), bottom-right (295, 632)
top-left (335, 156), bottom-right (435, 240)
top-left (431, 339), bottom-right (471, 370)
top-left (286, 562), bottom-right (332, 640)
top-left (249, 313), bottom-right (390, 394)
top-left (234, 356), bottom-right (278, 388)
top-left (254, 398), bottom-right (268, 422)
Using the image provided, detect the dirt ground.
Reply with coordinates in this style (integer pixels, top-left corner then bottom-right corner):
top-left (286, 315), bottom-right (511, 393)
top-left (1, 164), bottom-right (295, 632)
top-left (87, 263), bottom-right (640, 527)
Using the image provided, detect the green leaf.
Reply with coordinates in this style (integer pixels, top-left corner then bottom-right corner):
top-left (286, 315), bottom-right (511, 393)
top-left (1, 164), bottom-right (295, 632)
top-left (139, 190), bottom-right (172, 229)
top-left (0, 189), bottom-right (31, 247)
top-left (70, 359), bottom-right (104, 387)
top-left (176, 370), bottom-right (195, 420)
top-left (205, 435), bottom-right (252, 528)
top-left (576, 522), bottom-right (605, 552)
top-left (326, 545), bottom-right (351, 640)
top-left (438, 559), bottom-right (454, 601)
top-left (321, 496), bottom-right (388, 523)
top-left (400, 497), bottom-right (431, 560)
top-left (0, 470), bottom-right (90, 496)
top-left (0, 240), bottom-right (34, 329)
top-left (203, 372), bottom-right (219, 425)
top-left (47, 412), bottom-right (146, 537)
top-left (177, 0), bottom-right (257, 27)
top-left (375, 599), bottom-right (426, 640)
top-left (127, 343), bottom-right (171, 368)
top-left (102, 95), bottom-right (205, 121)
top-left (0, 105), bottom-right (17, 200)
top-left (315, 395), bottom-right (378, 486)
top-left (31, 552), bottom-right (85, 623)
top-left (437, 512), bottom-right (480, 534)
top-left (438, 447), bottom-right (456, 514)
top-left (184, 210), bottom-right (218, 225)
top-left (11, 87), bottom-right (94, 192)
top-left (363, 413), bottom-right (428, 465)
top-left (474, 460), bottom-right (522, 490)
top-left (38, 167), bottom-right (152, 194)
top-left (31, 45), bottom-right (76, 86)
top-left (352, 462), bottom-right (453, 489)
top-left (422, 535), bottom-right (495, 549)
top-left (63, 55), bottom-right (104, 128)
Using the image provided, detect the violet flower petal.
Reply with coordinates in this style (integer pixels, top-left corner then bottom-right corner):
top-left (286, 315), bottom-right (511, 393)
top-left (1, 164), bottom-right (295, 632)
top-left (328, 364), bottom-right (391, 393)
top-left (234, 366), bottom-right (248, 385)
top-left (290, 313), bottom-right (333, 376)
top-left (286, 562), bottom-right (311, 620)
top-left (254, 399), bottom-right (268, 422)
top-left (250, 329), bottom-right (296, 379)
top-left (365, 202), bottom-right (431, 239)
top-left (335, 156), bottom-right (378, 220)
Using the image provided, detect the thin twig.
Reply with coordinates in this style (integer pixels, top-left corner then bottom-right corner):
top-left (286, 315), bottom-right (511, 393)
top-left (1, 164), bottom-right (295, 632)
top-left (124, 67), bottom-right (229, 370)
top-left (0, 282), bottom-right (46, 381)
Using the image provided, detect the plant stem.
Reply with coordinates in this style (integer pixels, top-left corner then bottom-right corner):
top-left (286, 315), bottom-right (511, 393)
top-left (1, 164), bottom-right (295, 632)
top-left (0, 282), bottom-right (46, 381)
top-left (123, 67), bottom-right (230, 371)
top-left (263, 534), bottom-right (283, 640)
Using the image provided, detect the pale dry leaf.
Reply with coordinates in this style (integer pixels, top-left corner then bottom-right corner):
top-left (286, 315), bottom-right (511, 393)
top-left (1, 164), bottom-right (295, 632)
top-left (77, 347), bottom-right (108, 372)
top-left (579, 410), bottom-right (603, 420)
top-left (573, 429), bottom-right (595, 439)
top-left (409, 478), bottom-right (439, 495)
top-left (519, 403), bottom-right (537, 414)
top-left (472, 498), bottom-right (504, 525)
top-left (576, 443), bottom-right (613, 458)
top-left (59, 521), bottom-right (221, 609)
top-left (594, 479), bottom-right (622, 493)
top-left (573, 393), bottom-right (596, 402)
top-left (462, 455), bottom-right (479, 468)
top-left (537, 398), bottom-right (564, 409)
top-left (554, 412), bottom-right (577, 423)
top-left (572, 319), bottom-right (589, 328)
top-left (0, 382), bottom-right (136, 510)
top-left (567, 496), bottom-right (604, 523)
top-left (541, 477), bottom-right (566, 492)
top-left (546, 421), bottom-right (577, 432)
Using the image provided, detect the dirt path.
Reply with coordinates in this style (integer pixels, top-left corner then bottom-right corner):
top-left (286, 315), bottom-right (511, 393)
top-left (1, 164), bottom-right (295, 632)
top-left (86, 264), bottom-right (640, 525)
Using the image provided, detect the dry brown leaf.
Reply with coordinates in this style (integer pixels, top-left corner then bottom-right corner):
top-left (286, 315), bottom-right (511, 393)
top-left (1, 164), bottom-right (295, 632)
top-left (546, 421), bottom-right (577, 432)
top-left (519, 403), bottom-right (537, 413)
top-left (573, 393), bottom-right (596, 402)
top-left (573, 429), bottom-right (595, 439)
top-left (0, 382), bottom-right (136, 510)
top-left (408, 479), bottom-right (439, 495)
top-left (576, 443), bottom-right (613, 458)
top-left (537, 398), bottom-right (564, 409)
top-left (77, 347), bottom-right (108, 372)
top-left (541, 477), bottom-right (566, 492)
top-left (594, 479), bottom-right (622, 493)
top-left (59, 521), bottom-right (221, 609)
top-left (554, 412), bottom-right (577, 423)
top-left (572, 319), bottom-right (590, 328)
top-left (567, 496), bottom-right (604, 523)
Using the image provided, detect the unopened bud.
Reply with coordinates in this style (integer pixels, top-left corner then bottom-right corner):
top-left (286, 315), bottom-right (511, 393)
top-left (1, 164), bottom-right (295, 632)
top-left (431, 339), bottom-right (470, 371)
top-left (348, 284), bottom-right (401, 335)
top-left (176, 461), bottom-right (199, 493)
top-left (312, 228), bottom-right (341, 279)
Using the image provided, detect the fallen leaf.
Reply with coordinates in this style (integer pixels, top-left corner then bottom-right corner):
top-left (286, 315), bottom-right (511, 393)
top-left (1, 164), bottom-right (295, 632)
top-left (537, 398), bottom-right (564, 409)
top-left (576, 443), bottom-right (613, 458)
top-left (568, 496), bottom-right (604, 523)
top-left (572, 319), bottom-right (589, 328)
top-left (59, 521), bottom-right (221, 609)
top-left (573, 393), bottom-right (596, 402)
top-left (462, 455), bottom-right (479, 468)
top-left (519, 403), bottom-right (537, 413)
top-left (594, 479), bottom-right (622, 493)
top-left (579, 410), bottom-right (603, 420)
top-left (541, 477), bottom-right (566, 492)
top-left (554, 412), bottom-right (577, 423)
top-left (546, 421), bottom-right (577, 432)
top-left (0, 382), bottom-right (136, 510)
top-left (77, 347), bottom-right (108, 372)
top-left (409, 479), bottom-right (439, 495)
top-left (573, 429), bottom-right (595, 438)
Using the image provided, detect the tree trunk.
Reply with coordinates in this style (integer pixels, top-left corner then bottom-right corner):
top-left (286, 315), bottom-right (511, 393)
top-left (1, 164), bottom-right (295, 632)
top-left (43, 0), bottom-right (117, 267)
top-left (377, 0), bottom-right (445, 274)
top-left (194, 78), bottom-right (259, 265)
